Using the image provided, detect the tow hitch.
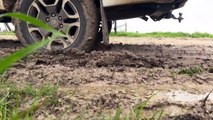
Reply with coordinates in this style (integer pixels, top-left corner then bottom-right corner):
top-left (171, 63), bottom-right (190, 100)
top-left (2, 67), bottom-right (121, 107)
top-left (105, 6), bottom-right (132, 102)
top-left (168, 12), bottom-right (184, 23)
top-left (151, 12), bottom-right (184, 23)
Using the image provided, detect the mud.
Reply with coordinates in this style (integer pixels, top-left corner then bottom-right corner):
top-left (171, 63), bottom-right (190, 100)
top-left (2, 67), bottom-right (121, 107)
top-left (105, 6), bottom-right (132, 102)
top-left (1, 37), bottom-right (213, 119)
top-left (3, 0), bottom-right (16, 10)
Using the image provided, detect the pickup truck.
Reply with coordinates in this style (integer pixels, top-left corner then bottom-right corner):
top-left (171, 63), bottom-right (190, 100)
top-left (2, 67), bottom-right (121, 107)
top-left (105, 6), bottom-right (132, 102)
top-left (0, 0), bottom-right (187, 51)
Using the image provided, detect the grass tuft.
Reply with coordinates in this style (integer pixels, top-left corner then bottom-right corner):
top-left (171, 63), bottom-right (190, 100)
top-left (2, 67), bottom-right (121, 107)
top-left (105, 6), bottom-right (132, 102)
top-left (97, 96), bottom-right (164, 120)
top-left (0, 80), bottom-right (58, 120)
top-left (178, 66), bottom-right (204, 76)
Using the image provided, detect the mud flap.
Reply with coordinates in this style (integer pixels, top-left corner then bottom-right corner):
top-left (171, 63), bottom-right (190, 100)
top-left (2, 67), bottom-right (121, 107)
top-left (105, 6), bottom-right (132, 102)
top-left (100, 0), bottom-right (109, 44)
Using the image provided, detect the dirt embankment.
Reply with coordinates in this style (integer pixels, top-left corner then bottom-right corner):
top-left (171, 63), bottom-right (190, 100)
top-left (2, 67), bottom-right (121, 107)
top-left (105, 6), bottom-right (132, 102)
top-left (1, 37), bottom-right (213, 119)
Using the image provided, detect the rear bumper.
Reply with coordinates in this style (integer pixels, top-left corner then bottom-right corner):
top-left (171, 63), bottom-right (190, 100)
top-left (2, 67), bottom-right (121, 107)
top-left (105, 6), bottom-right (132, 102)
top-left (105, 0), bottom-right (188, 20)
top-left (103, 0), bottom-right (176, 7)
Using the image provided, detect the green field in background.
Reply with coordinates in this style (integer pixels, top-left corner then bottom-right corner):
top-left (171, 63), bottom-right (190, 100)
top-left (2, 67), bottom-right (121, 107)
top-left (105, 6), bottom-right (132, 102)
top-left (1, 31), bottom-right (213, 38)
top-left (110, 32), bottom-right (213, 38)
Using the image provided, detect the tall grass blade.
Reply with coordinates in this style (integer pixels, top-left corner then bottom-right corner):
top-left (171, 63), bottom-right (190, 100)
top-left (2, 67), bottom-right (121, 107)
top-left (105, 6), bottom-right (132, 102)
top-left (0, 37), bottom-right (51, 74)
top-left (134, 99), bottom-right (149, 120)
top-left (0, 13), bottom-right (65, 74)
top-left (113, 108), bottom-right (122, 120)
top-left (0, 13), bottom-right (63, 36)
top-left (157, 109), bottom-right (164, 120)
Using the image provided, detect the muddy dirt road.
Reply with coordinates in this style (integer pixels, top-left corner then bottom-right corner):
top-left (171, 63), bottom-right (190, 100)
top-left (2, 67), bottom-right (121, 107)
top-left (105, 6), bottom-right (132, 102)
top-left (1, 36), bottom-right (213, 119)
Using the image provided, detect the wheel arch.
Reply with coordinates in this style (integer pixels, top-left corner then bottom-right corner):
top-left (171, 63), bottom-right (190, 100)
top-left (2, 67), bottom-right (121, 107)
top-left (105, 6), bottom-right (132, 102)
top-left (5, 0), bottom-right (100, 11)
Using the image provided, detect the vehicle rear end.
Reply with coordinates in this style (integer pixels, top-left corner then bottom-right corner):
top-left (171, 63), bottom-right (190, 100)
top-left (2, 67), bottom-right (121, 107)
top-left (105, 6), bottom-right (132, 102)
top-left (104, 0), bottom-right (187, 21)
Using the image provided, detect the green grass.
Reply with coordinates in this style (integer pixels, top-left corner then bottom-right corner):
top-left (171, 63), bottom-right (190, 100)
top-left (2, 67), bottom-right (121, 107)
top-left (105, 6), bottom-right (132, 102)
top-left (0, 77), bottom-right (164, 120)
top-left (178, 66), bottom-right (205, 76)
top-left (75, 96), bottom-right (164, 120)
top-left (1, 30), bottom-right (213, 39)
top-left (0, 79), bottom-right (58, 120)
top-left (0, 13), bottom-right (63, 119)
top-left (110, 32), bottom-right (213, 38)
top-left (102, 107), bottom-right (163, 120)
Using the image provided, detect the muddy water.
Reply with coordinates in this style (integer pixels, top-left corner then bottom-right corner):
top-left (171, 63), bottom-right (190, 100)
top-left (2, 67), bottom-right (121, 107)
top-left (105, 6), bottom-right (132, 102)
top-left (0, 37), bottom-right (213, 119)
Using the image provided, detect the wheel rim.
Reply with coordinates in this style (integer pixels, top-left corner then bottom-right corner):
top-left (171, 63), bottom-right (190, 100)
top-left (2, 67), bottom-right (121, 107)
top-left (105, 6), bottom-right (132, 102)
top-left (27, 0), bottom-right (81, 50)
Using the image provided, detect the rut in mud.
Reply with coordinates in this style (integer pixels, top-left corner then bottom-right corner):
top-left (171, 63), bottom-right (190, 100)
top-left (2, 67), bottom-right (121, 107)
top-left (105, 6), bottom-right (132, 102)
top-left (1, 37), bottom-right (213, 119)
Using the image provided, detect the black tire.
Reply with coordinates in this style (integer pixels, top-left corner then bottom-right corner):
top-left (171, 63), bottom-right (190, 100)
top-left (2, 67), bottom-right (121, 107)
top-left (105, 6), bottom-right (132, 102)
top-left (14, 0), bottom-right (99, 52)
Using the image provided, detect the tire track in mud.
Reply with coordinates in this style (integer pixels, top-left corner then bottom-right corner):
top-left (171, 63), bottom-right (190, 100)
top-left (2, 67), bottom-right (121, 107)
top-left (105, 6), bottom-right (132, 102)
top-left (1, 38), bottom-right (213, 119)
top-left (8, 43), bottom-right (213, 68)
top-left (2, 40), bottom-right (213, 86)
top-left (1, 38), bottom-right (213, 69)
